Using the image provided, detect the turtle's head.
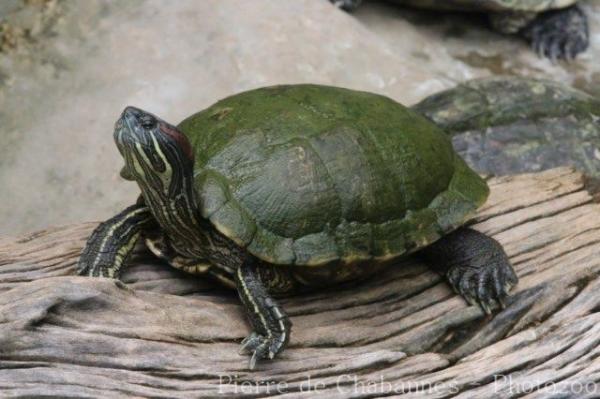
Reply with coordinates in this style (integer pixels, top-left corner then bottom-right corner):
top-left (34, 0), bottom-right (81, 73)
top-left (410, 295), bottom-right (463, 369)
top-left (114, 106), bottom-right (195, 199)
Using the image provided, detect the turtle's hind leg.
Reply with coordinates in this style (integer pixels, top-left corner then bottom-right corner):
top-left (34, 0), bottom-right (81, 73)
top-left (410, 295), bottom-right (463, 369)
top-left (523, 5), bottom-right (589, 61)
top-left (421, 227), bottom-right (518, 314)
top-left (78, 203), bottom-right (153, 278)
top-left (235, 258), bottom-right (291, 369)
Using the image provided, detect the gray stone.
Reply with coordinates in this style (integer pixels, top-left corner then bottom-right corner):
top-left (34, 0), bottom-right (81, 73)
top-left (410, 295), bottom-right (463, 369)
top-left (414, 76), bottom-right (600, 176)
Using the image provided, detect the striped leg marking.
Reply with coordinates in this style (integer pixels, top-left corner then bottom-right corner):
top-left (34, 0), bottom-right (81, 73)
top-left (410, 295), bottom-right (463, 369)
top-left (77, 204), bottom-right (153, 279)
top-left (235, 258), bottom-right (291, 370)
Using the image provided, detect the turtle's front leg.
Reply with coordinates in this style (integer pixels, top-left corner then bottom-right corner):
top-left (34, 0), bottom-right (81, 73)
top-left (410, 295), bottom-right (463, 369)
top-left (235, 258), bottom-right (291, 369)
top-left (78, 204), bottom-right (153, 279)
top-left (421, 227), bottom-right (518, 314)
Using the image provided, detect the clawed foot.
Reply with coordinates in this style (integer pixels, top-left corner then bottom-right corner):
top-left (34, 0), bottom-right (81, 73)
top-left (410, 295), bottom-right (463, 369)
top-left (446, 260), bottom-right (518, 314)
top-left (239, 331), bottom-right (287, 370)
top-left (526, 5), bottom-right (589, 61)
top-left (422, 228), bottom-right (519, 315)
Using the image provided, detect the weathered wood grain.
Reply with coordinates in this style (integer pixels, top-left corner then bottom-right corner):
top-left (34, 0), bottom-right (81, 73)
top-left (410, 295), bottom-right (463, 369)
top-left (1, 167), bottom-right (599, 398)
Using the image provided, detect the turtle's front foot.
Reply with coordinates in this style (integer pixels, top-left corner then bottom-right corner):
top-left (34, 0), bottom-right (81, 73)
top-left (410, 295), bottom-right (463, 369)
top-left (525, 5), bottom-right (589, 61)
top-left (422, 228), bottom-right (518, 314)
top-left (235, 259), bottom-right (291, 369)
top-left (239, 325), bottom-right (289, 370)
top-left (77, 204), bottom-right (152, 279)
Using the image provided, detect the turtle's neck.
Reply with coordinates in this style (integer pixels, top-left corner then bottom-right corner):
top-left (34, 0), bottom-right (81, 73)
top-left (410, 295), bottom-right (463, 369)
top-left (125, 143), bottom-right (243, 265)
top-left (139, 172), bottom-right (245, 271)
top-left (136, 165), bottom-right (206, 259)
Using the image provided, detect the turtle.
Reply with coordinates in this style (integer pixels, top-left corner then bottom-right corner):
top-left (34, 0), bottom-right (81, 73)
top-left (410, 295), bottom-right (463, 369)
top-left (412, 76), bottom-right (600, 177)
top-left (77, 84), bottom-right (518, 369)
top-left (330, 0), bottom-right (589, 60)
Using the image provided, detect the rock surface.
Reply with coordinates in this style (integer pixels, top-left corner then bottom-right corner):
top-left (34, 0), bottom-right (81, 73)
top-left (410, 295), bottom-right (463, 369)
top-left (1, 0), bottom-right (600, 235)
top-left (1, 167), bottom-right (599, 397)
top-left (354, 0), bottom-right (600, 96)
top-left (414, 76), bottom-right (600, 177)
top-left (0, 0), bottom-right (447, 236)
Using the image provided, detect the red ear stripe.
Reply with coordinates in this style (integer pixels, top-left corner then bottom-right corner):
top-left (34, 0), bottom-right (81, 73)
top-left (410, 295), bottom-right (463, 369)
top-left (160, 122), bottom-right (194, 161)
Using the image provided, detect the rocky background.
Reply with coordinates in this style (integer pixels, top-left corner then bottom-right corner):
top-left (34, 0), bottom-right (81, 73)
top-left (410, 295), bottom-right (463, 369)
top-left (1, 0), bottom-right (600, 236)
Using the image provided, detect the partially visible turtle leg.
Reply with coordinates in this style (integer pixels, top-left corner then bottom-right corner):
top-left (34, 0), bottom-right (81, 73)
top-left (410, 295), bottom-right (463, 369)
top-left (523, 5), bottom-right (589, 61)
top-left (235, 258), bottom-right (291, 369)
top-left (329, 0), bottom-right (362, 12)
top-left (421, 227), bottom-right (518, 314)
top-left (77, 204), bottom-right (153, 278)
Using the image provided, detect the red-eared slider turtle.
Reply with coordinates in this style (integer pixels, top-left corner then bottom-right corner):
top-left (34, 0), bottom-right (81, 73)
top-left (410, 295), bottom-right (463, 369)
top-left (413, 77), bottom-right (600, 176)
top-left (78, 85), bottom-right (518, 369)
top-left (331, 0), bottom-right (589, 60)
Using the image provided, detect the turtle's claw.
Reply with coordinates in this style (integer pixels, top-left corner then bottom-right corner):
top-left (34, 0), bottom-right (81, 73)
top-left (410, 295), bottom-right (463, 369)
top-left (446, 258), bottom-right (517, 315)
top-left (249, 343), bottom-right (270, 370)
top-left (548, 37), bottom-right (562, 63)
top-left (239, 332), bottom-right (285, 370)
top-left (423, 228), bottom-right (518, 315)
top-left (249, 351), bottom-right (259, 370)
top-left (497, 296), bottom-right (507, 309)
top-left (239, 333), bottom-right (262, 354)
top-left (464, 293), bottom-right (477, 307)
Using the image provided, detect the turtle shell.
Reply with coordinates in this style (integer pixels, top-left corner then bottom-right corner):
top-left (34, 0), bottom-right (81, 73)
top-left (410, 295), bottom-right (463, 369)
top-left (387, 0), bottom-right (577, 12)
top-left (177, 85), bottom-right (488, 267)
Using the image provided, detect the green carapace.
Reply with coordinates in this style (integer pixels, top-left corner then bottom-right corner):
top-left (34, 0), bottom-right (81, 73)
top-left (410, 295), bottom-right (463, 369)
top-left (332, 0), bottom-right (589, 60)
top-left (78, 85), bottom-right (518, 369)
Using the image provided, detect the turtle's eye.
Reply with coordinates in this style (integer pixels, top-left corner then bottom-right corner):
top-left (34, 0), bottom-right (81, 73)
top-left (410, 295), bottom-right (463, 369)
top-left (139, 114), bottom-right (157, 130)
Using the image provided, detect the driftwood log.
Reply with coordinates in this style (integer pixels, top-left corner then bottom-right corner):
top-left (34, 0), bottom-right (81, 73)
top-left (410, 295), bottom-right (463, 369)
top-left (1, 167), bottom-right (600, 398)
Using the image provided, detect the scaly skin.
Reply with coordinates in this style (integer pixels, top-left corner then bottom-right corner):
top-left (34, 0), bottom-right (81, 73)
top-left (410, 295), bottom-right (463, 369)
top-left (235, 258), bottom-right (291, 369)
top-left (77, 204), bottom-right (153, 278)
